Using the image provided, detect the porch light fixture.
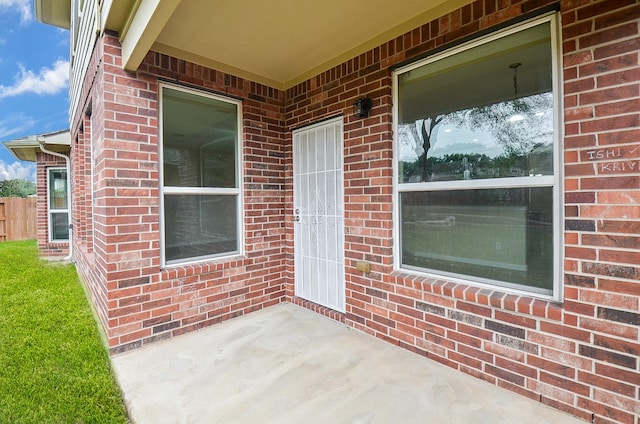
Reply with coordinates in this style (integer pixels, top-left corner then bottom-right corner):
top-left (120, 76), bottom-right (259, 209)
top-left (353, 97), bottom-right (373, 118)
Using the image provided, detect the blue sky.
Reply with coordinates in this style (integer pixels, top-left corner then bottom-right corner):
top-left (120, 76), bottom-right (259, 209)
top-left (0, 0), bottom-right (69, 181)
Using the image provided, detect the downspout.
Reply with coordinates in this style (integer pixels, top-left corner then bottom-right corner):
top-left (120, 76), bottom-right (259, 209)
top-left (38, 139), bottom-right (73, 262)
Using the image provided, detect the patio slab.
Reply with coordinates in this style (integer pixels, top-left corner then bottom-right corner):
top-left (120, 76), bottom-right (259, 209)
top-left (111, 303), bottom-right (584, 424)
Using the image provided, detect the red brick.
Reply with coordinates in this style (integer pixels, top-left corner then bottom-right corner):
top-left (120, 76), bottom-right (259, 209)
top-left (540, 321), bottom-right (591, 342)
top-left (458, 343), bottom-right (493, 364)
top-left (576, 0), bottom-right (636, 22)
top-left (593, 37), bottom-right (640, 60)
top-left (494, 310), bottom-right (537, 329)
top-left (564, 77), bottom-right (595, 94)
top-left (582, 176), bottom-right (640, 190)
top-left (563, 20), bottom-right (594, 39)
top-left (579, 22), bottom-right (639, 49)
top-left (578, 370), bottom-right (637, 397)
top-left (580, 288), bottom-right (639, 310)
top-left (580, 53), bottom-right (638, 78)
top-left (528, 355), bottom-right (576, 378)
top-left (529, 332), bottom-right (575, 353)
top-left (599, 128), bottom-right (640, 145)
top-left (581, 115), bottom-right (640, 133)
top-left (496, 356), bottom-right (538, 379)
top-left (580, 316), bottom-right (638, 340)
top-left (486, 364), bottom-right (524, 386)
top-left (60, 6), bottom-right (640, 424)
top-left (456, 301), bottom-right (492, 317)
top-left (580, 85), bottom-right (639, 106)
top-left (580, 344), bottom-right (637, 369)
top-left (581, 394), bottom-right (638, 424)
top-left (598, 278), bottom-right (640, 296)
top-left (597, 67), bottom-right (640, 89)
top-left (593, 333), bottom-right (639, 356)
top-left (595, 362), bottom-right (640, 386)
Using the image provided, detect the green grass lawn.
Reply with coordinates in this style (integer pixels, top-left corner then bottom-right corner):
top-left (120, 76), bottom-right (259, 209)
top-left (0, 240), bottom-right (129, 423)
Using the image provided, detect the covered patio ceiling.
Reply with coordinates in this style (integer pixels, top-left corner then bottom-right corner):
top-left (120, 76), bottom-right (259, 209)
top-left (39, 0), bottom-right (473, 90)
top-left (147, 0), bottom-right (473, 89)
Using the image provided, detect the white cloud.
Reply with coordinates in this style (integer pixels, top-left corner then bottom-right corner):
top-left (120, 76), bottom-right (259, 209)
top-left (0, 114), bottom-right (36, 139)
top-left (0, 159), bottom-right (35, 181)
top-left (0, 59), bottom-right (69, 99)
top-left (0, 0), bottom-right (31, 24)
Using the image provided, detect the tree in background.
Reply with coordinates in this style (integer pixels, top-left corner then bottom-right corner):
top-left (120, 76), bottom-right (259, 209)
top-left (399, 93), bottom-right (553, 182)
top-left (0, 179), bottom-right (36, 198)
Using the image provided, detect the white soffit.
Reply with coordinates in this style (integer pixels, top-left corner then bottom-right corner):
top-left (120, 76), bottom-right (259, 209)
top-left (34, 0), bottom-right (71, 29)
top-left (145, 0), bottom-right (473, 89)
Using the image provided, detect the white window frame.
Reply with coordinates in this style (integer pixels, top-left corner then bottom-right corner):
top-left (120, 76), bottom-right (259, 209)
top-left (392, 13), bottom-right (563, 301)
top-left (90, 110), bottom-right (95, 251)
top-left (159, 83), bottom-right (244, 267)
top-left (47, 167), bottom-right (70, 243)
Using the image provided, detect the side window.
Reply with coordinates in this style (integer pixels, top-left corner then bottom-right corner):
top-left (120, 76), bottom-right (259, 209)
top-left (394, 15), bottom-right (560, 297)
top-left (160, 85), bottom-right (243, 266)
top-left (48, 168), bottom-right (69, 242)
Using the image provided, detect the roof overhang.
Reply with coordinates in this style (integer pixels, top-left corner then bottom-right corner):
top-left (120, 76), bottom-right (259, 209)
top-left (34, 0), bottom-right (71, 29)
top-left (3, 130), bottom-right (71, 162)
top-left (37, 0), bottom-right (473, 90)
top-left (126, 0), bottom-right (473, 89)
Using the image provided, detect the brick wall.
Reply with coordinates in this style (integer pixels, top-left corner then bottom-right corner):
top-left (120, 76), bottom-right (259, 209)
top-left (283, 1), bottom-right (639, 423)
top-left (70, 113), bottom-right (94, 257)
top-left (71, 31), bottom-right (287, 353)
top-left (35, 152), bottom-right (69, 257)
top-left (67, 0), bottom-right (639, 422)
top-left (561, 1), bottom-right (640, 421)
top-left (72, 34), bottom-right (111, 338)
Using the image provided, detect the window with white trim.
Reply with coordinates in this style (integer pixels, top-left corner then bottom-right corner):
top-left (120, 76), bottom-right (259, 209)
top-left (48, 168), bottom-right (69, 242)
top-left (394, 15), bottom-right (561, 297)
top-left (160, 84), bottom-right (243, 265)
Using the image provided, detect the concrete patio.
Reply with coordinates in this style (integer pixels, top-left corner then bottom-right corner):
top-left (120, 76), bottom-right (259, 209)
top-left (111, 303), bottom-right (585, 424)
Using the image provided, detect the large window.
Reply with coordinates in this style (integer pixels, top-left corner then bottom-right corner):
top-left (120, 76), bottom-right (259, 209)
top-left (394, 15), bottom-right (561, 297)
top-left (160, 85), bottom-right (242, 265)
top-left (48, 168), bottom-right (69, 242)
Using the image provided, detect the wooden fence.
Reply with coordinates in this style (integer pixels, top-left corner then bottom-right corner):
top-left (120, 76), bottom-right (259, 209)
top-left (0, 197), bottom-right (37, 241)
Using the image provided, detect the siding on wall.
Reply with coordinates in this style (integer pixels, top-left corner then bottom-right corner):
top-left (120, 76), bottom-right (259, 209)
top-left (68, 1), bottom-right (639, 423)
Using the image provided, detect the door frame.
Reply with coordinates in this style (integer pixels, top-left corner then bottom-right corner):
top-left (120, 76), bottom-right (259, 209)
top-left (292, 116), bottom-right (346, 312)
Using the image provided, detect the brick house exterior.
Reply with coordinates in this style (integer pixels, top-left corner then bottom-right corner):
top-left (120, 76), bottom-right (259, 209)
top-left (36, 152), bottom-right (70, 257)
top-left (3, 131), bottom-right (71, 257)
top-left (35, 0), bottom-right (639, 422)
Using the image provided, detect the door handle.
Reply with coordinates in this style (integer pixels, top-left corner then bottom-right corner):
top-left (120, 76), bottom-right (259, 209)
top-left (294, 208), bottom-right (300, 222)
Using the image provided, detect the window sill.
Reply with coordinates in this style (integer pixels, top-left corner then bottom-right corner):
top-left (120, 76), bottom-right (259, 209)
top-left (160, 254), bottom-right (249, 279)
top-left (390, 269), bottom-right (563, 322)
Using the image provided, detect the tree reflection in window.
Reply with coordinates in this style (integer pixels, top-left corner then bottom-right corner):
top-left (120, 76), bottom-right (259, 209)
top-left (398, 92), bottom-right (553, 183)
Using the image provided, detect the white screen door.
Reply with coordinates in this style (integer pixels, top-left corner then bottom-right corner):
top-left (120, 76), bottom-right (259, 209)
top-left (293, 117), bottom-right (345, 312)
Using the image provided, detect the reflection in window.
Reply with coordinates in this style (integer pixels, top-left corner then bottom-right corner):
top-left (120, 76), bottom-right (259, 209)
top-left (164, 195), bottom-right (238, 262)
top-left (398, 93), bottom-right (554, 183)
top-left (161, 85), bottom-right (242, 264)
top-left (395, 16), bottom-right (559, 296)
top-left (401, 188), bottom-right (553, 292)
